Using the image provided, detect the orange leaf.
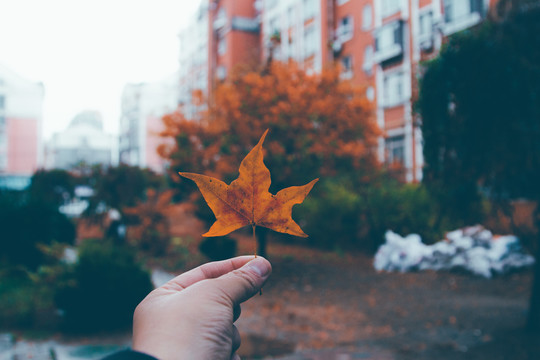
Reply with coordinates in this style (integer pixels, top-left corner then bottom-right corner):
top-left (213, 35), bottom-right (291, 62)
top-left (179, 130), bottom-right (318, 237)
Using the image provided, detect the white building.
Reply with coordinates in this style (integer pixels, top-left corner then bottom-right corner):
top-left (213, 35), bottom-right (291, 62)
top-left (178, 0), bottom-right (210, 119)
top-left (46, 111), bottom-right (114, 169)
top-left (119, 75), bottom-right (178, 173)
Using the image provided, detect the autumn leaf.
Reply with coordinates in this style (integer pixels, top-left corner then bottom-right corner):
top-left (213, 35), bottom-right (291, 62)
top-left (179, 130), bottom-right (318, 238)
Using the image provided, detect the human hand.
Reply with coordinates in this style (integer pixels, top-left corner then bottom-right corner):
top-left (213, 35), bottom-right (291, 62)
top-left (132, 256), bottom-right (272, 360)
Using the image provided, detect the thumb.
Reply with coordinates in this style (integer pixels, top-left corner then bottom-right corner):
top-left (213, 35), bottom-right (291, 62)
top-left (211, 257), bottom-right (272, 305)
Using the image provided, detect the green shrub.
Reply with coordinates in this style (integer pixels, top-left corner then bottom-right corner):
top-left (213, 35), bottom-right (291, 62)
top-left (365, 181), bottom-right (445, 247)
top-left (54, 240), bottom-right (153, 333)
top-left (296, 177), bottom-right (459, 253)
top-left (0, 200), bottom-right (76, 269)
top-left (296, 178), bottom-right (364, 250)
top-left (0, 266), bottom-right (58, 329)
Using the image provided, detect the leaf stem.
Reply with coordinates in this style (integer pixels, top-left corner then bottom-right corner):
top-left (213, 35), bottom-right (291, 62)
top-left (252, 224), bottom-right (257, 258)
top-left (252, 224), bottom-right (262, 295)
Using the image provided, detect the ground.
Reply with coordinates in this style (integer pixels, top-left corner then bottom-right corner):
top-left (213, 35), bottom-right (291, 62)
top-left (6, 204), bottom-right (537, 360)
top-left (231, 234), bottom-right (539, 359)
top-left (159, 204), bottom-right (540, 359)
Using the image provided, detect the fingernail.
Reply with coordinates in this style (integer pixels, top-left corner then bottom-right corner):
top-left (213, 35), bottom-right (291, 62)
top-left (245, 257), bottom-right (271, 278)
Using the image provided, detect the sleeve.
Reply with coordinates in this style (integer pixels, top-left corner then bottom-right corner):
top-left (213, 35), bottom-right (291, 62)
top-left (102, 350), bottom-right (159, 360)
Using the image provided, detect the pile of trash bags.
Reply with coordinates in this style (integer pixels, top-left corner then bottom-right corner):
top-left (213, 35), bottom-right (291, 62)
top-left (374, 225), bottom-right (535, 278)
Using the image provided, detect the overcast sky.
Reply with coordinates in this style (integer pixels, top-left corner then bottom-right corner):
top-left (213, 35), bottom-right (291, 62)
top-left (0, 0), bottom-right (202, 140)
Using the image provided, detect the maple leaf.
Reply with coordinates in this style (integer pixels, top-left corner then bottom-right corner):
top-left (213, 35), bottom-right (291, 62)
top-left (179, 130), bottom-right (318, 238)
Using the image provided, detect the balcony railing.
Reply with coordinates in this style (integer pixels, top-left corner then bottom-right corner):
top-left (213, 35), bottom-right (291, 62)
top-left (374, 20), bottom-right (404, 64)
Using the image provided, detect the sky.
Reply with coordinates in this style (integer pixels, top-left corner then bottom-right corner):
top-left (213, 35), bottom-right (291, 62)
top-left (0, 0), bottom-right (202, 140)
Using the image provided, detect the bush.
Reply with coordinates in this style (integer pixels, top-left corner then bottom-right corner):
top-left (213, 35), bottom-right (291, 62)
top-left (364, 181), bottom-right (447, 248)
top-left (0, 199), bottom-right (76, 269)
top-left (296, 178), bottom-right (364, 250)
top-left (296, 177), bottom-right (459, 253)
top-left (54, 240), bottom-right (153, 333)
top-left (0, 269), bottom-right (40, 328)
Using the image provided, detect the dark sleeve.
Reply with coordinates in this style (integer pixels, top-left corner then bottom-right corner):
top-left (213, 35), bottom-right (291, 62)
top-left (102, 350), bottom-right (158, 360)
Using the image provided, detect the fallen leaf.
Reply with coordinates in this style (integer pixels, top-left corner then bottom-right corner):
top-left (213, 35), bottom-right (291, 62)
top-left (179, 129), bottom-right (318, 237)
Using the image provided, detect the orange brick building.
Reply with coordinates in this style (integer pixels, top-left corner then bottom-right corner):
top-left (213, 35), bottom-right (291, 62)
top-left (178, 0), bottom-right (495, 181)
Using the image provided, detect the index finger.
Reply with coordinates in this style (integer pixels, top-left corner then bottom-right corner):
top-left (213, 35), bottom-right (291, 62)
top-left (160, 256), bottom-right (256, 292)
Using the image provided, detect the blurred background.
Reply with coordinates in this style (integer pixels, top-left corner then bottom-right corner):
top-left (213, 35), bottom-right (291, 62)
top-left (1, 0), bottom-right (539, 359)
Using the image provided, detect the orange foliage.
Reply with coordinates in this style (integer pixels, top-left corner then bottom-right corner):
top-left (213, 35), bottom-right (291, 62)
top-left (159, 61), bottom-right (380, 197)
top-left (180, 130), bottom-right (318, 238)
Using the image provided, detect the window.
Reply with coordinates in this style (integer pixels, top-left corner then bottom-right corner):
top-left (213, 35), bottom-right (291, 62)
top-left (266, 0), bottom-right (278, 9)
top-left (0, 154), bottom-right (7, 170)
top-left (374, 20), bottom-right (403, 63)
top-left (216, 66), bottom-right (227, 80)
top-left (288, 31), bottom-right (295, 59)
top-left (288, 6), bottom-right (295, 26)
top-left (419, 11), bottom-right (433, 37)
top-left (418, 10), bottom-right (434, 50)
top-left (383, 71), bottom-right (406, 107)
top-left (363, 45), bottom-right (374, 74)
top-left (214, 7), bottom-right (227, 29)
top-left (385, 135), bottom-right (405, 164)
top-left (303, 23), bottom-right (317, 57)
top-left (366, 86), bottom-right (375, 101)
top-left (362, 4), bottom-right (372, 30)
top-left (337, 16), bottom-right (353, 41)
top-left (444, 0), bottom-right (483, 23)
top-left (381, 0), bottom-right (401, 17)
top-left (0, 95), bottom-right (4, 110)
top-left (218, 36), bottom-right (226, 55)
top-left (337, 0), bottom-right (350, 5)
top-left (269, 16), bottom-right (280, 35)
top-left (303, 0), bottom-right (318, 20)
top-left (340, 55), bottom-right (353, 78)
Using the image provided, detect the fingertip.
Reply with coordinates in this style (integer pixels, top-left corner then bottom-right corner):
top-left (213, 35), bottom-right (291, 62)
top-left (244, 256), bottom-right (272, 279)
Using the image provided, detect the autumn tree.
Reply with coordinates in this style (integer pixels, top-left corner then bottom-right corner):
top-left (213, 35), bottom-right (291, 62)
top-left (417, 2), bottom-right (540, 331)
top-left (160, 61), bottom-right (379, 256)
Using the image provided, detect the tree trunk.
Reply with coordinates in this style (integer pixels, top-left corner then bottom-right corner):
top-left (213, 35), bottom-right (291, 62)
top-left (527, 230), bottom-right (540, 332)
top-left (256, 227), bottom-right (268, 258)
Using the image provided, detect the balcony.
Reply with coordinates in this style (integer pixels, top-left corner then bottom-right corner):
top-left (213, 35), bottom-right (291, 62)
top-left (213, 8), bottom-right (227, 30)
top-left (374, 20), bottom-right (404, 64)
top-left (231, 16), bottom-right (259, 33)
top-left (442, 0), bottom-right (484, 35)
top-left (335, 16), bottom-right (353, 43)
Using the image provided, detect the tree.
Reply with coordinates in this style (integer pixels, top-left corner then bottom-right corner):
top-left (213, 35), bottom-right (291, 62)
top-left (160, 61), bottom-right (380, 256)
top-left (84, 164), bottom-right (166, 217)
top-left (417, 2), bottom-right (540, 331)
top-left (28, 169), bottom-right (75, 209)
top-left (0, 169), bottom-right (77, 269)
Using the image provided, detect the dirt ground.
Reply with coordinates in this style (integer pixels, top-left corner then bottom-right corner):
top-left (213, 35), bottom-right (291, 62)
top-left (76, 204), bottom-right (540, 360)
top-left (227, 233), bottom-right (538, 360)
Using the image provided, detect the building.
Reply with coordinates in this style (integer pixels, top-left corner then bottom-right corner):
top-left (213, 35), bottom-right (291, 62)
top-left (178, 0), bottom-right (496, 181)
top-left (119, 76), bottom-right (178, 173)
top-left (0, 63), bottom-right (44, 189)
top-left (178, 1), bottom-right (210, 119)
top-left (46, 111), bottom-right (114, 169)
top-left (178, 0), bottom-right (261, 118)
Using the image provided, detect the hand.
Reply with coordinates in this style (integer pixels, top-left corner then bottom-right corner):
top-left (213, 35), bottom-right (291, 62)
top-left (132, 256), bottom-right (272, 360)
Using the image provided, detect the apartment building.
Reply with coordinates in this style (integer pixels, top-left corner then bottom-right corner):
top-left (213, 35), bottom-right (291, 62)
top-left (119, 77), bottom-right (178, 173)
top-left (0, 63), bottom-right (44, 189)
top-left (178, 0), bottom-right (495, 181)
